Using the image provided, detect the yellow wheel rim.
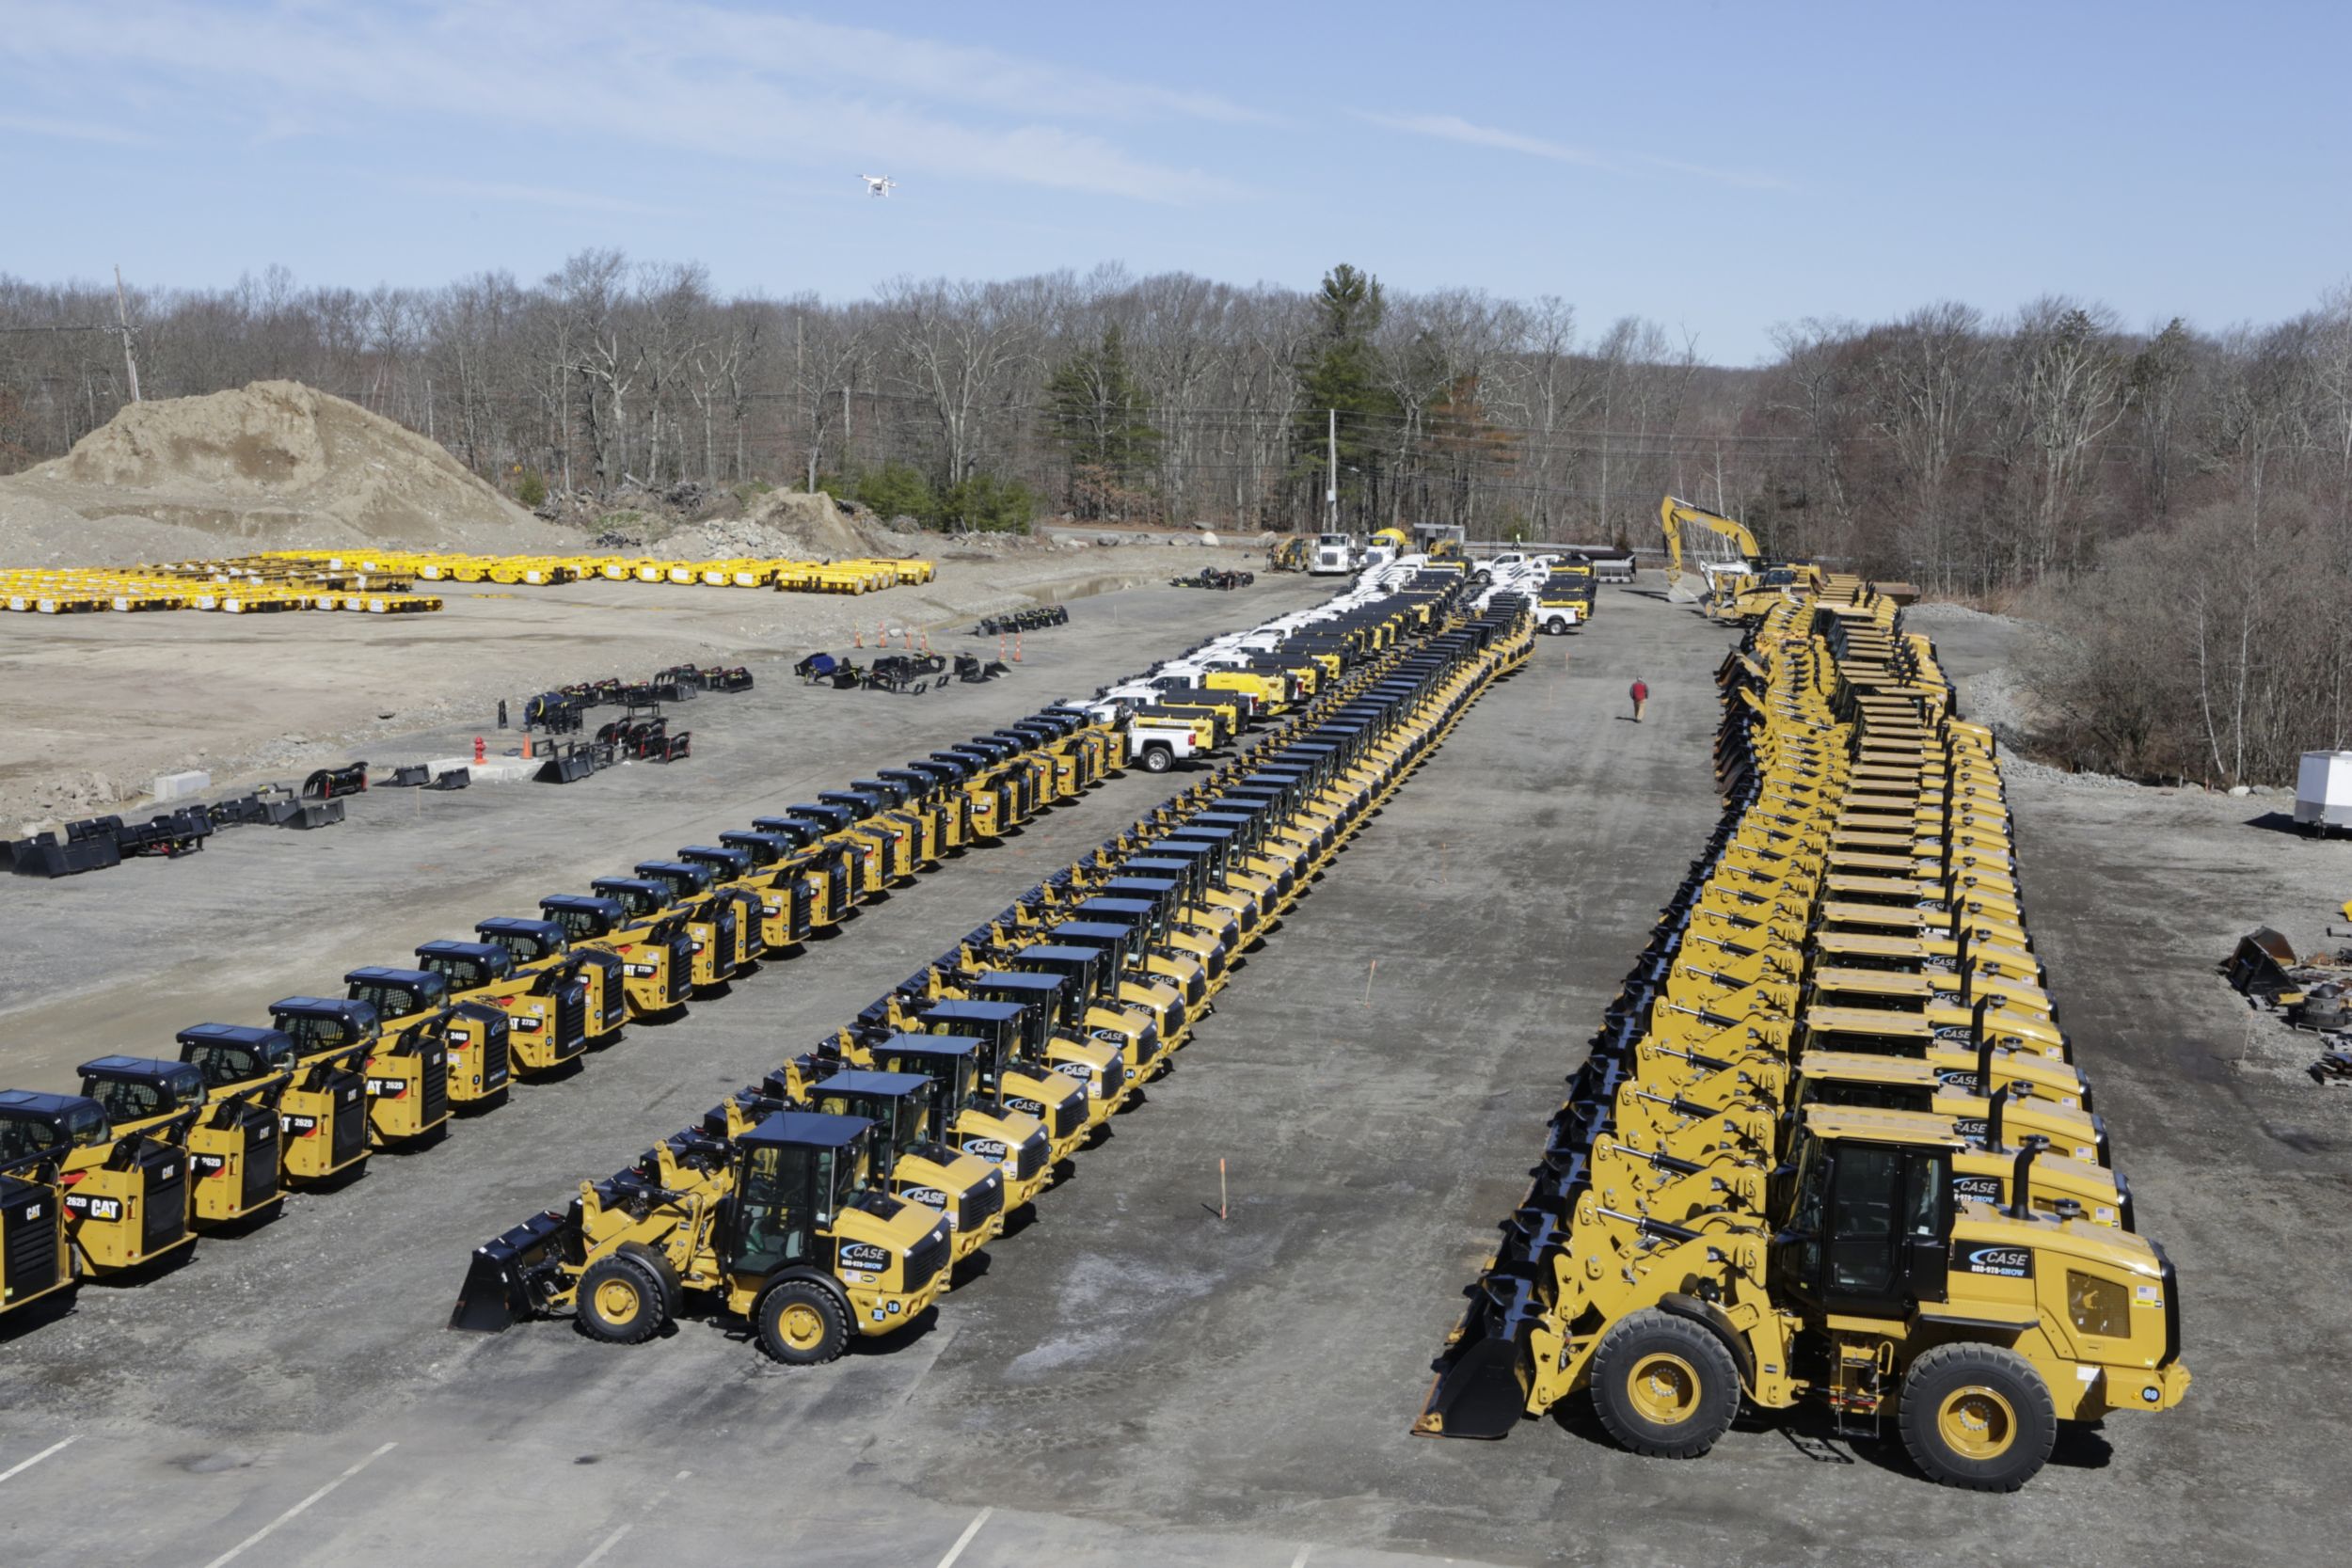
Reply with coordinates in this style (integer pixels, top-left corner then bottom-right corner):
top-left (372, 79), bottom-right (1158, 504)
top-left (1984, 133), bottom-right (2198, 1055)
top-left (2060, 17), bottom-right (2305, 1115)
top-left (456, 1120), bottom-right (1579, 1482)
top-left (593, 1277), bottom-right (640, 1323)
top-left (778, 1301), bottom-right (826, 1351)
top-left (1936, 1386), bottom-right (2017, 1460)
top-left (1626, 1352), bottom-right (1701, 1424)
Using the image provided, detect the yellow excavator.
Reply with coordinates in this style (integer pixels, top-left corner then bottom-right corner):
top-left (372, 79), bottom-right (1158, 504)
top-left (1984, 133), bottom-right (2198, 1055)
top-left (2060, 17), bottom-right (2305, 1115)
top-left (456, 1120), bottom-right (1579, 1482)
top-left (1658, 496), bottom-right (1820, 623)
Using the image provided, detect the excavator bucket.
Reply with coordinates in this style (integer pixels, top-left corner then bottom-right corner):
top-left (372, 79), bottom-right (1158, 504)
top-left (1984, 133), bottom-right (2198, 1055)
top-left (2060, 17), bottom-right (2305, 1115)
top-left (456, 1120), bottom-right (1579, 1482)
top-left (448, 1209), bottom-right (569, 1332)
top-left (1415, 1271), bottom-right (1539, 1439)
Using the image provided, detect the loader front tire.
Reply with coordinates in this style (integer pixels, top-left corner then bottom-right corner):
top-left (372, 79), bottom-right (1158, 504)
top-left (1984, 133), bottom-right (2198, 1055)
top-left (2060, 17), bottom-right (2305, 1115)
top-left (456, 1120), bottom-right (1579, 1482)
top-left (1899, 1342), bottom-right (2055, 1491)
top-left (1589, 1309), bottom-right (1741, 1459)
top-left (757, 1280), bottom-right (849, 1366)
top-left (576, 1255), bottom-right (667, 1345)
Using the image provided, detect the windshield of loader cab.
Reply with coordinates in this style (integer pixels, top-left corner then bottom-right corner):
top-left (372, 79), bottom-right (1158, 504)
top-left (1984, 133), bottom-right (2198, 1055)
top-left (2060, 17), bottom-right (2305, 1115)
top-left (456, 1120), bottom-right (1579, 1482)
top-left (86, 1071), bottom-right (201, 1122)
top-left (0, 1110), bottom-right (64, 1162)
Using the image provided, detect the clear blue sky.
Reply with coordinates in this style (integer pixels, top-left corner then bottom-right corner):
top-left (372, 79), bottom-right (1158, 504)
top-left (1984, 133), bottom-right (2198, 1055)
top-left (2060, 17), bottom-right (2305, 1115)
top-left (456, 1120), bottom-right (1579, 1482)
top-left (4, 0), bottom-right (2344, 363)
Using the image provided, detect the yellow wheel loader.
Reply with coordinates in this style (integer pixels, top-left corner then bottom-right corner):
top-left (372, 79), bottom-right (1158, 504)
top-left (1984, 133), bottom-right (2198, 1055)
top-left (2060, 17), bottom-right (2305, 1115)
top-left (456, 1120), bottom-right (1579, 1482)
top-left (77, 1055), bottom-right (284, 1227)
top-left (836, 1031), bottom-right (1057, 1212)
top-left (881, 994), bottom-right (1093, 1168)
top-left (1419, 1103), bottom-right (2183, 1490)
top-left (178, 1022), bottom-right (369, 1185)
top-left (928, 969), bottom-right (1131, 1129)
top-left (699, 1064), bottom-right (1006, 1267)
top-left (270, 996), bottom-right (449, 1151)
top-left (451, 1110), bottom-right (951, 1365)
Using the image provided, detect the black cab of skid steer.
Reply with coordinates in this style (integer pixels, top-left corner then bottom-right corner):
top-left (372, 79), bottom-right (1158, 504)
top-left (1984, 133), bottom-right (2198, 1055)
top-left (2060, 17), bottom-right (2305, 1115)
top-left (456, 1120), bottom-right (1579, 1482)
top-left (345, 966), bottom-right (451, 1022)
top-left (1098, 878), bottom-right (1192, 933)
top-left (76, 1055), bottom-right (207, 1129)
top-left (749, 816), bottom-right (830, 849)
top-left (918, 753), bottom-right (976, 783)
top-left (539, 894), bottom-right (630, 941)
top-left (780, 802), bottom-right (856, 835)
top-left (852, 777), bottom-right (914, 809)
top-left (177, 1022), bottom-right (300, 1095)
top-left (0, 1091), bottom-right (110, 1162)
top-left (268, 996), bottom-right (381, 1057)
top-left (818, 789), bottom-right (885, 821)
top-left (415, 941), bottom-right (516, 993)
top-left (718, 831), bottom-right (793, 867)
top-left (678, 845), bottom-right (755, 880)
top-left (634, 861), bottom-right (718, 901)
top-left (872, 770), bottom-right (935, 805)
top-left (590, 878), bottom-right (680, 921)
top-left (478, 916), bottom-right (571, 964)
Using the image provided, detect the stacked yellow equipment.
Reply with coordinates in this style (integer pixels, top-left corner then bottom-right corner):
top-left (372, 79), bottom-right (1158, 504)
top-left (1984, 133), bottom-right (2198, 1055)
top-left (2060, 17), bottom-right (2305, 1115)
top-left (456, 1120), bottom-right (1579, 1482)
top-left (251, 549), bottom-right (934, 595)
top-left (453, 573), bottom-right (1532, 1367)
top-left (1, 561), bottom-right (440, 615)
top-left (1416, 573), bottom-right (2188, 1490)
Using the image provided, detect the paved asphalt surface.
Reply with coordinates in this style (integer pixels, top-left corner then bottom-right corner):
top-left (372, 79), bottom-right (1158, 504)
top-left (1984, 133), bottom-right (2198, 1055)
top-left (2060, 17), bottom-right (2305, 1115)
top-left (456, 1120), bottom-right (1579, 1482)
top-left (0, 583), bottom-right (2332, 1567)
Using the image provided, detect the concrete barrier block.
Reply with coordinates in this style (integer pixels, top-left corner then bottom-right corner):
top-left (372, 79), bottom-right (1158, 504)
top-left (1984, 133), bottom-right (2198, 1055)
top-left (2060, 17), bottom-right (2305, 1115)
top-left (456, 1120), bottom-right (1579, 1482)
top-left (152, 769), bottom-right (212, 800)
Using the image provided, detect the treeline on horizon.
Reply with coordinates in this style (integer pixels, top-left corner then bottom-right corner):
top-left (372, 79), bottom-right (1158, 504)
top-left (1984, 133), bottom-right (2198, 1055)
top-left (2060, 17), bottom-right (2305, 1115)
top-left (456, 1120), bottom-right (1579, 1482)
top-left (4, 256), bottom-right (2349, 784)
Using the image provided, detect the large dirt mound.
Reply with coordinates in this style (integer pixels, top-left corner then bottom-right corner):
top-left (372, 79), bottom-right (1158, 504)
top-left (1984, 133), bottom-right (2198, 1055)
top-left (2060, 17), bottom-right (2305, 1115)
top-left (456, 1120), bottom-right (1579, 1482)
top-left (0, 380), bottom-right (572, 564)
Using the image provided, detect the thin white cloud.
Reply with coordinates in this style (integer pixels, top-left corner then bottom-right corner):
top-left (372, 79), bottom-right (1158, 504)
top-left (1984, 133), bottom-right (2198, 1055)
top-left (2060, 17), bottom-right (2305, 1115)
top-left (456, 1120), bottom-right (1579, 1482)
top-left (1361, 112), bottom-right (1609, 168)
top-left (1361, 109), bottom-right (1785, 189)
top-left (0, 111), bottom-right (151, 147)
top-left (398, 177), bottom-right (684, 217)
top-left (0, 2), bottom-right (1255, 203)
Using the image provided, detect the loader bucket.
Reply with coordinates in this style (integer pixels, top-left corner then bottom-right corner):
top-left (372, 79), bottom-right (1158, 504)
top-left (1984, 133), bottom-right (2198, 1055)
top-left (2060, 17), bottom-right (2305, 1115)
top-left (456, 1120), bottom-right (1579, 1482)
top-left (1414, 1273), bottom-right (1539, 1439)
top-left (448, 1209), bottom-right (569, 1332)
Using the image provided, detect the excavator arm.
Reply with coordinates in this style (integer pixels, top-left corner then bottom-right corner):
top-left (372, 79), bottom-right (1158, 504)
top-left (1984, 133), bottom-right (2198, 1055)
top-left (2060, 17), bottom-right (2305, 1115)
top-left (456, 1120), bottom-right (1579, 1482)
top-left (1659, 496), bottom-right (1762, 598)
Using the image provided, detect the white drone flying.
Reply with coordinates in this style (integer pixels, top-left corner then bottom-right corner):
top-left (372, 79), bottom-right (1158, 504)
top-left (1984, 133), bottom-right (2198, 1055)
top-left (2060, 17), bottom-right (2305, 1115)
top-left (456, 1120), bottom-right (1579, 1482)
top-left (861, 174), bottom-right (897, 198)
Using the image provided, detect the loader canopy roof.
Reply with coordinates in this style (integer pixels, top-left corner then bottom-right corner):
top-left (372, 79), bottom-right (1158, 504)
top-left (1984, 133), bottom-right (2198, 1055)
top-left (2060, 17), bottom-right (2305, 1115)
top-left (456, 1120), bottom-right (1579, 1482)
top-left (746, 1108), bottom-right (871, 1151)
top-left (1800, 1104), bottom-right (1968, 1148)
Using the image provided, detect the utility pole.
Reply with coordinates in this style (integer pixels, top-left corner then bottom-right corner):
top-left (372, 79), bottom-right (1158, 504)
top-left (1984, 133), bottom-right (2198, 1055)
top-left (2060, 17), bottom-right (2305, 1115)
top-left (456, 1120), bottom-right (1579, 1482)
top-left (113, 265), bottom-right (142, 403)
top-left (1326, 408), bottom-right (1338, 532)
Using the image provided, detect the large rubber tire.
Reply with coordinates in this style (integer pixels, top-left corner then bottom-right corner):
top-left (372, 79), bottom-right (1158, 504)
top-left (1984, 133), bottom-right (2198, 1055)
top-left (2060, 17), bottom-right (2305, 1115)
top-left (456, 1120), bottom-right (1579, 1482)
top-left (1139, 744), bottom-right (1174, 775)
top-left (1898, 1342), bottom-right (2057, 1491)
top-left (575, 1254), bottom-right (668, 1345)
top-left (1588, 1308), bottom-right (1742, 1459)
top-left (757, 1280), bottom-right (850, 1366)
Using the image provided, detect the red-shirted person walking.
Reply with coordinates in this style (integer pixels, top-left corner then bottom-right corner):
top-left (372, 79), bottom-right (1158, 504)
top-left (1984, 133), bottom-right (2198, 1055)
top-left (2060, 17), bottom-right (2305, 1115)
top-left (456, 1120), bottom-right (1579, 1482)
top-left (1629, 678), bottom-right (1648, 722)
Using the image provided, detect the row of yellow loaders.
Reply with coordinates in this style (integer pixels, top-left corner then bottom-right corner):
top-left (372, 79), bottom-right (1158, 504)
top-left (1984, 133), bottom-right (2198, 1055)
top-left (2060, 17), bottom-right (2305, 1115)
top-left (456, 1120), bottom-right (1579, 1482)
top-left (271, 549), bottom-right (935, 594)
top-left (2, 562), bottom-right (440, 615)
top-left (445, 573), bottom-right (1527, 1366)
top-left (1416, 578), bottom-right (2187, 1491)
top-left (0, 701), bottom-right (1127, 1321)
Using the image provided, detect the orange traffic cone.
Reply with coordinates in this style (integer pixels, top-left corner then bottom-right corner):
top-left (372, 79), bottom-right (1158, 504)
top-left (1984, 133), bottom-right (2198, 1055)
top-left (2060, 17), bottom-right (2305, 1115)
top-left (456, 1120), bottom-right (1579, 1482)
top-left (523, 735), bottom-right (534, 759)
top-left (853, 626), bottom-right (864, 647)
top-left (1013, 633), bottom-right (1023, 663)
